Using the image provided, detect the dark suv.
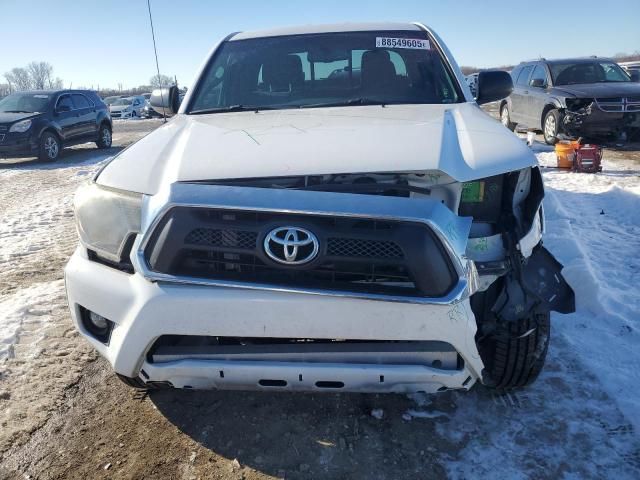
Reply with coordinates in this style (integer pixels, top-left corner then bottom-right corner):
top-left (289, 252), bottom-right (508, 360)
top-left (0, 90), bottom-right (112, 162)
top-left (500, 58), bottom-right (640, 144)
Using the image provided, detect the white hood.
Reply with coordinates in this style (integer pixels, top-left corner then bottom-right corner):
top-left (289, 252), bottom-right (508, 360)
top-left (97, 103), bottom-right (537, 195)
top-left (109, 105), bottom-right (131, 113)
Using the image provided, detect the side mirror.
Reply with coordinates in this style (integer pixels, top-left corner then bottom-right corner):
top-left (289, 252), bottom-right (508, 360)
top-left (475, 70), bottom-right (513, 105)
top-left (56, 104), bottom-right (71, 113)
top-left (630, 70), bottom-right (640, 82)
top-left (530, 78), bottom-right (546, 88)
top-left (150, 86), bottom-right (180, 116)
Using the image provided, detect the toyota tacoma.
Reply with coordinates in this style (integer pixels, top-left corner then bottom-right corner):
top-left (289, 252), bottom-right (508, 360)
top-left (65, 22), bottom-right (574, 393)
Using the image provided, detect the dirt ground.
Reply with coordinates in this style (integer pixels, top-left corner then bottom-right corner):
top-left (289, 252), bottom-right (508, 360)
top-left (1, 115), bottom-right (639, 480)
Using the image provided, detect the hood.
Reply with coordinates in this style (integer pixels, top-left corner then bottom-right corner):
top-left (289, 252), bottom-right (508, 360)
top-left (553, 82), bottom-right (640, 98)
top-left (97, 103), bottom-right (537, 195)
top-left (0, 111), bottom-right (42, 124)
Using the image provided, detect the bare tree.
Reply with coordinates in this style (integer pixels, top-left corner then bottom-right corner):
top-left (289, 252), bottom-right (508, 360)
top-left (27, 61), bottom-right (54, 89)
top-left (4, 61), bottom-right (64, 92)
top-left (5, 67), bottom-right (32, 91)
top-left (149, 74), bottom-right (175, 88)
top-left (0, 83), bottom-right (11, 97)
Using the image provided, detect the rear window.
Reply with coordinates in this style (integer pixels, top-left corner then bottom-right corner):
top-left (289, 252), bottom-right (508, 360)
top-left (188, 30), bottom-right (462, 113)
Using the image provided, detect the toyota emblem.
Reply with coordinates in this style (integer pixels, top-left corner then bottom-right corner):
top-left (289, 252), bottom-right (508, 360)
top-left (264, 226), bottom-right (319, 265)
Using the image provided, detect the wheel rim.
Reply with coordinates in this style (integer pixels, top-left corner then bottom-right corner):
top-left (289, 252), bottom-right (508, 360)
top-left (44, 137), bottom-right (59, 159)
top-left (501, 107), bottom-right (510, 126)
top-left (544, 115), bottom-right (556, 140)
top-left (102, 128), bottom-right (111, 146)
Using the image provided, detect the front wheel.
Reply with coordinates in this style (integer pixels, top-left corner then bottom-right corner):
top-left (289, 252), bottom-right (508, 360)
top-left (38, 132), bottom-right (61, 162)
top-left (96, 123), bottom-right (112, 149)
top-left (543, 109), bottom-right (560, 145)
top-left (500, 103), bottom-right (516, 131)
top-left (478, 312), bottom-right (550, 390)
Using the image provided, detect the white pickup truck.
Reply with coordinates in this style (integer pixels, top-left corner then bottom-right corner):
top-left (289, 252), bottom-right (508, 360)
top-left (65, 22), bottom-right (574, 394)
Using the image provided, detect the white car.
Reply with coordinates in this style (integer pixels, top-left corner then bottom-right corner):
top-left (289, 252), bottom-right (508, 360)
top-left (465, 73), bottom-right (479, 97)
top-left (109, 95), bottom-right (146, 119)
top-left (65, 22), bottom-right (574, 393)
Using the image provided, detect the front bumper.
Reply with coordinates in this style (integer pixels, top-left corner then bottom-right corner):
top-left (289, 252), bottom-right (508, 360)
top-left (0, 132), bottom-right (38, 158)
top-left (563, 107), bottom-right (639, 137)
top-left (65, 247), bottom-right (484, 392)
top-left (65, 183), bottom-right (485, 393)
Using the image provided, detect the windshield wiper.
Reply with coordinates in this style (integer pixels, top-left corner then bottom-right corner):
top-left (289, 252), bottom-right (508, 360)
top-left (301, 98), bottom-right (388, 109)
top-left (190, 105), bottom-right (285, 115)
top-left (2, 110), bottom-right (32, 113)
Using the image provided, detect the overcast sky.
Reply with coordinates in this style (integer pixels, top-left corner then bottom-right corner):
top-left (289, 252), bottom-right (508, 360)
top-left (2, 0), bottom-right (639, 90)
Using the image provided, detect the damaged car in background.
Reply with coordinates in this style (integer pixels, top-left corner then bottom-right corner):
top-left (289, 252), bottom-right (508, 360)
top-left (500, 57), bottom-right (640, 144)
top-left (65, 22), bottom-right (574, 395)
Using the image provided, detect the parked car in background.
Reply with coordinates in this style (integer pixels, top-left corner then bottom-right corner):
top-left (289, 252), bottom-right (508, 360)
top-left (0, 90), bottom-right (112, 161)
top-left (67, 22), bottom-right (574, 395)
top-left (465, 73), bottom-right (478, 97)
top-left (500, 58), bottom-right (640, 143)
top-left (109, 95), bottom-right (146, 119)
top-left (103, 95), bottom-right (123, 107)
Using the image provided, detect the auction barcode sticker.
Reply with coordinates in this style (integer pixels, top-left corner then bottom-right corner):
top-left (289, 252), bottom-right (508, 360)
top-left (376, 37), bottom-right (430, 49)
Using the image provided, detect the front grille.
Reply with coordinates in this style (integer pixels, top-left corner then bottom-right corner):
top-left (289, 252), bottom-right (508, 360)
top-left (185, 228), bottom-right (257, 250)
top-left (595, 97), bottom-right (640, 112)
top-left (327, 237), bottom-right (403, 259)
top-left (143, 207), bottom-right (457, 298)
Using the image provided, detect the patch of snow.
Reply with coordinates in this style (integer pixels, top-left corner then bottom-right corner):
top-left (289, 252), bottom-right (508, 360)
top-left (0, 280), bottom-right (65, 360)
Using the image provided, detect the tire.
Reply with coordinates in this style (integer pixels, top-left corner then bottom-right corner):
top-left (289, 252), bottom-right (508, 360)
top-left (500, 103), bottom-right (516, 131)
top-left (116, 373), bottom-right (148, 389)
top-left (478, 312), bottom-right (550, 390)
top-left (38, 131), bottom-right (61, 162)
top-left (131, 110), bottom-right (137, 118)
top-left (96, 123), bottom-right (112, 149)
top-left (543, 109), bottom-right (560, 145)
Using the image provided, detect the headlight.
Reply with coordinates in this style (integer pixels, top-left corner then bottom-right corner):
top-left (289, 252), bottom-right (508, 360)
top-left (74, 182), bottom-right (142, 262)
top-left (9, 119), bottom-right (32, 133)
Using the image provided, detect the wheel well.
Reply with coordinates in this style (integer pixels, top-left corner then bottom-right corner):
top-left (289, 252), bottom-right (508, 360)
top-left (540, 104), bottom-right (556, 130)
top-left (41, 127), bottom-right (61, 142)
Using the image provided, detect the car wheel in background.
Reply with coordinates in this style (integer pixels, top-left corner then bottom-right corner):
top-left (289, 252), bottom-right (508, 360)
top-left (38, 131), bottom-right (61, 162)
top-left (500, 103), bottom-right (516, 131)
top-left (543, 109), bottom-right (560, 145)
top-left (131, 110), bottom-right (137, 119)
top-left (96, 124), bottom-right (112, 149)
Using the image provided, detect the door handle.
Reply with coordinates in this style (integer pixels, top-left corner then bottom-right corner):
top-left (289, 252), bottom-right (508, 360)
top-left (523, 90), bottom-right (529, 94)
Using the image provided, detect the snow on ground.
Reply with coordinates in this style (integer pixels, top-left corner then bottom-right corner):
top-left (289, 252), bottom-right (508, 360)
top-left (541, 151), bottom-right (640, 430)
top-left (0, 121), bottom-right (162, 452)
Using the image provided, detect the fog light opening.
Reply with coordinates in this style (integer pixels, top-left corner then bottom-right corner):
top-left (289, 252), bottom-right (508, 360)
top-left (78, 305), bottom-right (114, 344)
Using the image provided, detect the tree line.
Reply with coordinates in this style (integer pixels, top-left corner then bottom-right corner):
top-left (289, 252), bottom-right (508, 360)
top-left (1, 64), bottom-right (178, 98)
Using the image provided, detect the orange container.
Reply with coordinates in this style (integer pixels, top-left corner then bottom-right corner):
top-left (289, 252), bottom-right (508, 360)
top-left (555, 140), bottom-right (580, 169)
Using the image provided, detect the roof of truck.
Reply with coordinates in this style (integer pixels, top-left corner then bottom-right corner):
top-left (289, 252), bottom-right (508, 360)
top-left (230, 22), bottom-right (423, 41)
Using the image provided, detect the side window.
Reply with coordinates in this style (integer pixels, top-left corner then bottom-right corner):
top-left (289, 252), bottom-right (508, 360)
top-left (529, 64), bottom-right (548, 87)
top-left (72, 94), bottom-right (90, 109)
top-left (516, 65), bottom-right (533, 86)
top-left (56, 94), bottom-right (74, 111)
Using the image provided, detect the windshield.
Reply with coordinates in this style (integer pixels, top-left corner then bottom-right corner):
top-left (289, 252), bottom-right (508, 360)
top-left (550, 61), bottom-right (631, 85)
top-left (113, 98), bottom-right (132, 106)
top-left (0, 93), bottom-right (51, 113)
top-left (104, 96), bottom-right (120, 105)
top-left (188, 30), bottom-right (462, 113)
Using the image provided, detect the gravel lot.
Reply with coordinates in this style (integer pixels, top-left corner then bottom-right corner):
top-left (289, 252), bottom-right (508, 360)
top-left (0, 114), bottom-right (639, 480)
